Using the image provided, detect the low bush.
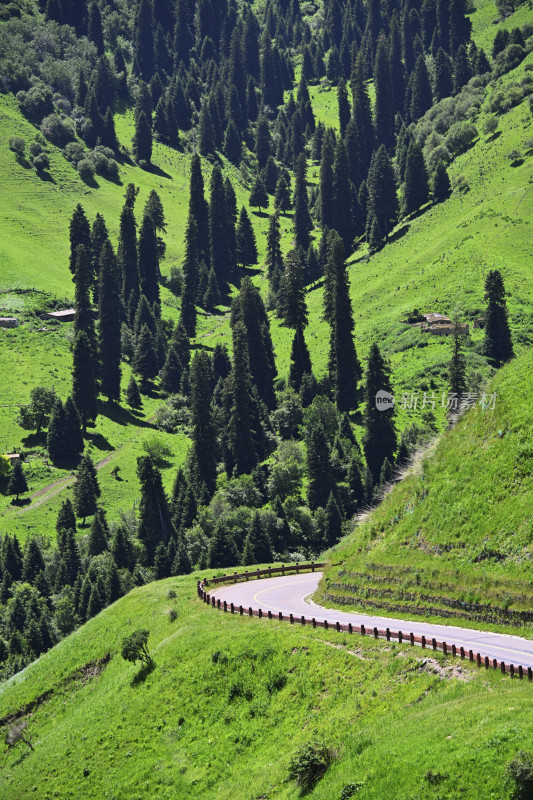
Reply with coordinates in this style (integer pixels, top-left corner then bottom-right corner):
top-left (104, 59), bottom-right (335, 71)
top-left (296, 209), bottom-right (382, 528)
top-left (506, 750), bottom-right (533, 800)
top-left (288, 742), bottom-right (335, 794)
top-left (40, 113), bottom-right (76, 146)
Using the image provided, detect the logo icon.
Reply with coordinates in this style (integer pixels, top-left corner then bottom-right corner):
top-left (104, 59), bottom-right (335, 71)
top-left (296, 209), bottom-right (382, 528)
top-left (375, 390), bottom-right (394, 411)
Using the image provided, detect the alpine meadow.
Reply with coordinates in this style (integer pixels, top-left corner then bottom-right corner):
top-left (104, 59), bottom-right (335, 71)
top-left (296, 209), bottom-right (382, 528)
top-left (0, 0), bottom-right (532, 797)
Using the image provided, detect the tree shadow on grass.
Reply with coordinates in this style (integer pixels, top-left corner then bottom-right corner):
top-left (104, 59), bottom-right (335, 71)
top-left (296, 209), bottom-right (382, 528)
top-left (85, 432), bottom-right (113, 452)
top-left (99, 401), bottom-right (156, 429)
top-left (251, 209), bottom-right (269, 218)
top-left (143, 162), bottom-right (172, 180)
top-left (131, 661), bottom-right (155, 686)
top-left (388, 223), bottom-right (410, 244)
top-left (37, 170), bottom-right (56, 184)
top-left (21, 431), bottom-right (47, 448)
top-left (11, 497), bottom-right (31, 507)
top-left (10, 748), bottom-right (31, 766)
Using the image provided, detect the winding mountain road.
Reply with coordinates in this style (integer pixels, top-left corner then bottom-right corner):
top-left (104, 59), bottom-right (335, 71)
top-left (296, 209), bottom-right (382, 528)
top-left (211, 572), bottom-right (533, 669)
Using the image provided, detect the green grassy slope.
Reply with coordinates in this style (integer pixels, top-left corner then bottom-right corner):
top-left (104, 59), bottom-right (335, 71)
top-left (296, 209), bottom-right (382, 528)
top-left (319, 348), bottom-right (533, 634)
top-left (0, 572), bottom-right (531, 800)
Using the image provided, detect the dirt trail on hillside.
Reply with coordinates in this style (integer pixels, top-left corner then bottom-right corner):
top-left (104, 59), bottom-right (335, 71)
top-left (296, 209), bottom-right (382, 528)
top-left (1, 415), bottom-right (155, 519)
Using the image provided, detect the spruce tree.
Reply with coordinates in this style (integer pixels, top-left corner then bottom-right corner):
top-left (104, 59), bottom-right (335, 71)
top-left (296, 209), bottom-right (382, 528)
top-left (249, 175), bottom-right (269, 212)
top-left (410, 55), bottom-right (433, 121)
top-left (118, 204), bottom-right (139, 311)
top-left (432, 161), bottom-right (451, 202)
top-left (171, 535), bottom-right (192, 575)
top-left (90, 215), bottom-right (109, 300)
top-left (208, 522), bottom-right (239, 568)
top-left (351, 52), bottom-right (375, 176)
top-left (57, 498), bottom-right (76, 536)
top-left (279, 250), bottom-right (308, 331)
top-left (69, 205), bottom-right (91, 275)
top-left (274, 172), bottom-right (292, 213)
top-left (255, 116), bottom-right (272, 170)
top-left (198, 102), bottom-right (215, 156)
top-left (333, 139), bottom-right (355, 253)
top-left (8, 460), bottom-right (28, 503)
top-left (203, 268), bottom-right (221, 311)
top-left (337, 77), bottom-right (351, 136)
top-left (232, 278), bottom-right (277, 410)
top-left (236, 207), bottom-right (258, 268)
top-left (126, 375), bottom-right (142, 408)
top-left (134, 324), bottom-right (159, 385)
top-left (449, 321), bottom-right (467, 396)
top-left (160, 346), bottom-right (182, 395)
top-left (73, 457), bottom-right (99, 525)
top-left (180, 213), bottom-right (198, 337)
top-left (307, 423), bottom-right (334, 510)
top-left (88, 508), bottom-right (109, 556)
top-left (367, 146), bottom-right (399, 237)
top-left (98, 241), bottom-right (122, 403)
top-left (73, 244), bottom-right (96, 358)
top-left (22, 536), bottom-right (45, 582)
top-left (57, 527), bottom-right (81, 587)
top-left (188, 154), bottom-right (210, 265)
top-left (224, 120), bottom-right (242, 164)
top-left (483, 270), bottom-right (514, 367)
top-left (189, 350), bottom-right (217, 497)
top-left (324, 492), bottom-right (343, 547)
top-left (374, 36), bottom-right (393, 149)
top-left (293, 153), bottom-right (313, 252)
top-left (72, 331), bottom-right (98, 433)
top-left (137, 455), bottom-right (173, 564)
top-left (133, 0), bottom-right (155, 81)
top-left (403, 141), bottom-right (430, 214)
top-left (452, 44), bottom-right (471, 94)
top-left (210, 165), bottom-right (234, 288)
top-left (266, 213), bottom-right (284, 295)
top-left (363, 344), bottom-right (397, 483)
top-left (433, 48), bottom-right (453, 101)
top-left (134, 110), bottom-right (153, 163)
top-left (289, 327), bottom-right (312, 392)
top-left (138, 211), bottom-right (160, 306)
top-left (319, 129), bottom-right (336, 232)
top-left (327, 231), bottom-right (361, 412)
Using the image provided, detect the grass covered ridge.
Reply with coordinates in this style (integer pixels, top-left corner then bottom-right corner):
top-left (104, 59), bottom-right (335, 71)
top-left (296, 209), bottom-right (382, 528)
top-left (0, 572), bottom-right (532, 800)
top-left (319, 348), bottom-right (533, 633)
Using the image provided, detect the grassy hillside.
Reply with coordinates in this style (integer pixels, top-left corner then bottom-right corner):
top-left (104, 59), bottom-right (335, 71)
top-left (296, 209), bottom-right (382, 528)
top-left (319, 348), bottom-right (533, 634)
top-left (0, 572), bottom-right (532, 800)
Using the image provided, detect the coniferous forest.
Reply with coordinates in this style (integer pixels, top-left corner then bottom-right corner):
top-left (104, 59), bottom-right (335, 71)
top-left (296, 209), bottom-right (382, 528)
top-left (0, 0), bottom-right (531, 718)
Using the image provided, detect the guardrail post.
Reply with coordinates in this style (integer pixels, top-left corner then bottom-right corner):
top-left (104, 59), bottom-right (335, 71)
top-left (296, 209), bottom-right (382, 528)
top-left (324, 620), bottom-right (328, 630)
top-left (301, 616), bottom-right (306, 626)
top-left (239, 605), bottom-right (243, 616)
top-left (312, 618), bottom-right (316, 628)
top-left (268, 610), bottom-right (272, 620)
top-left (476, 653), bottom-right (481, 667)
top-left (278, 612), bottom-right (283, 622)
top-left (528, 667), bottom-right (533, 681)
top-left (484, 656), bottom-right (489, 669)
top-left (460, 647), bottom-right (465, 660)
top-left (223, 601), bottom-right (227, 612)
top-left (386, 627), bottom-right (390, 641)
top-left (421, 635), bottom-right (426, 649)
top-left (245, 571), bottom-right (248, 581)
top-left (493, 658), bottom-right (497, 670)
top-left (410, 632), bottom-right (414, 646)
top-left (217, 598), bottom-right (220, 609)
top-left (373, 626), bottom-right (378, 639)
top-left (509, 664), bottom-right (514, 678)
top-left (432, 638), bottom-right (437, 651)
top-left (290, 614), bottom-right (294, 624)
top-left (518, 665), bottom-right (523, 680)
top-left (258, 608), bottom-right (262, 619)
top-left (248, 607), bottom-right (253, 617)
top-left (468, 649), bottom-right (474, 662)
top-left (500, 661), bottom-right (506, 674)
top-left (336, 621), bottom-right (340, 632)
top-left (348, 623), bottom-right (353, 634)
top-left (398, 631), bottom-right (403, 644)
top-left (211, 597), bottom-right (215, 607)
top-left (452, 644), bottom-right (457, 657)
top-left (442, 642), bottom-right (447, 655)
top-left (281, 564), bottom-right (285, 575)
top-left (230, 602), bottom-right (234, 614)
top-left (360, 624), bottom-right (365, 636)
top-left (311, 562), bottom-right (315, 572)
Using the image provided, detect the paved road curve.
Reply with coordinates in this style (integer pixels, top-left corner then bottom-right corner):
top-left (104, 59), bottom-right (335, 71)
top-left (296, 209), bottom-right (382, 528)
top-left (212, 572), bottom-right (533, 669)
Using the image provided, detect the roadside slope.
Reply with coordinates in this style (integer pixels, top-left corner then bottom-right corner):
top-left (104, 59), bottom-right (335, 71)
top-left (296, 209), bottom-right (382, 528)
top-left (0, 572), bottom-right (532, 800)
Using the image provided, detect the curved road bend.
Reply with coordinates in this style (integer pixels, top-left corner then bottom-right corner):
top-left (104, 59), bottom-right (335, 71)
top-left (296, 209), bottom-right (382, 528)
top-left (211, 572), bottom-right (533, 670)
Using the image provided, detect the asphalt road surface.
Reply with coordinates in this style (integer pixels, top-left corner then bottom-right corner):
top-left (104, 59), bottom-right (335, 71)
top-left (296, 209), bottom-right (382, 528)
top-left (212, 571), bottom-right (533, 669)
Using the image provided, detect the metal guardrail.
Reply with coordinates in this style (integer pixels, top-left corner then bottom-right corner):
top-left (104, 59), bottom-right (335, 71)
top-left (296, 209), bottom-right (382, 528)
top-left (197, 567), bottom-right (532, 681)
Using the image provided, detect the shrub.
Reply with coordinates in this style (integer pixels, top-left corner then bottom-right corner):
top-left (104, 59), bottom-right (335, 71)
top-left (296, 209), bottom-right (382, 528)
top-left (154, 395), bottom-right (190, 433)
top-left (28, 141), bottom-right (43, 158)
top-left (483, 115), bottom-right (499, 136)
top-left (120, 629), bottom-right (153, 668)
top-left (167, 589), bottom-right (177, 599)
top-left (168, 608), bottom-right (178, 622)
top-left (77, 158), bottom-right (95, 182)
top-left (63, 141), bottom-right (85, 165)
top-left (32, 152), bottom-right (50, 173)
top-left (445, 121), bottom-right (477, 156)
top-left (9, 136), bottom-right (25, 156)
top-left (141, 435), bottom-right (173, 463)
top-left (288, 743), bottom-right (334, 793)
top-left (506, 750), bottom-right (533, 800)
top-left (40, 113), bottom-right (76, 147)
top-left (17, 84), bottom-right (53, 122)
top-left (167, 265), bottom-right (184, 296)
